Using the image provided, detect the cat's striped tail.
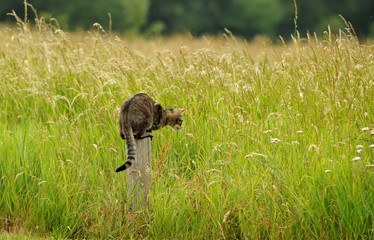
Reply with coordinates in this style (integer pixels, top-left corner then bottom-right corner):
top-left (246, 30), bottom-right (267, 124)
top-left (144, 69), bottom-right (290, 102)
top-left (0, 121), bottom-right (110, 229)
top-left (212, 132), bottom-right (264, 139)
top-left (116, 125), bottom-right (136, 172)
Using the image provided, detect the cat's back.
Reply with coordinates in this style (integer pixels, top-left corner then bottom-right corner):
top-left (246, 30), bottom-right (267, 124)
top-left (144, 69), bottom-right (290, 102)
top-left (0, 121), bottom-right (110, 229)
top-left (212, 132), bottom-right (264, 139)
top-left (120, 93), bottom-right (155, 115)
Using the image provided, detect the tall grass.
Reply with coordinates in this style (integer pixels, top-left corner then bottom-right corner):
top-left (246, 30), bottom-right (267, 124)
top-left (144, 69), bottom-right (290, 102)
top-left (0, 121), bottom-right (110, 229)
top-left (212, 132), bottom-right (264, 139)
top-left (0, 11), bottom-right (373, 239)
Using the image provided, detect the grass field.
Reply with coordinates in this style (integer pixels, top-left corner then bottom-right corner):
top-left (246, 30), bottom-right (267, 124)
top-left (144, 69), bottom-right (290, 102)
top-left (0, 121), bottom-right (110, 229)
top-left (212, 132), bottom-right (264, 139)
top-left (0, 14), bottom-right (374, 239)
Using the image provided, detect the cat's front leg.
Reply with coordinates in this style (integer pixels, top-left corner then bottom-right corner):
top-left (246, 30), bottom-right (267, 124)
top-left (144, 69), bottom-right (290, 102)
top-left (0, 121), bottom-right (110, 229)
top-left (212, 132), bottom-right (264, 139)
top-left (137, 129), bottom-right (153, 140)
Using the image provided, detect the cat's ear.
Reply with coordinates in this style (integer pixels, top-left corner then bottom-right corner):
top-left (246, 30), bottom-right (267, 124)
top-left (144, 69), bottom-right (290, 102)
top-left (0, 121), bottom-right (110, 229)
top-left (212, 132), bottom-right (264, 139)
top-left (180, 108), bottom-right (187, 114)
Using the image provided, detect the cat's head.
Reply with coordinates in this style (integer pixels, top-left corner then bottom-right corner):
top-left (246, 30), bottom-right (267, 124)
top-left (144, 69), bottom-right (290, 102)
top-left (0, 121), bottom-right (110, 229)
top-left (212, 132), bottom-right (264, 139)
top-left (166, 108), bottom-right (186, 131)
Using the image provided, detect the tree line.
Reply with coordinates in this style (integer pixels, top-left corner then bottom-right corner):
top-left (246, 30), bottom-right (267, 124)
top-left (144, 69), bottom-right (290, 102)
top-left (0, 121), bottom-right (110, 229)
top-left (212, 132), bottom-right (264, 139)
top-left (1, 0), bottom-right (373, 39)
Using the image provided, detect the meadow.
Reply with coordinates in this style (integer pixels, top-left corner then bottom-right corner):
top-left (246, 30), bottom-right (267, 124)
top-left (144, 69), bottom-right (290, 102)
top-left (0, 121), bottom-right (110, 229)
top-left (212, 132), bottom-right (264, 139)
top-left (0, 14), bottom-right (374, 239)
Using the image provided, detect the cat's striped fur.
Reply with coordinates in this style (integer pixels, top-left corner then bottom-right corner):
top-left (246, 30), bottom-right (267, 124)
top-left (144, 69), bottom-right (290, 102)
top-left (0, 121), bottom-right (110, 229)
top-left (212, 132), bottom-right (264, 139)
top-left (116, 93), bottom-right (186, 172)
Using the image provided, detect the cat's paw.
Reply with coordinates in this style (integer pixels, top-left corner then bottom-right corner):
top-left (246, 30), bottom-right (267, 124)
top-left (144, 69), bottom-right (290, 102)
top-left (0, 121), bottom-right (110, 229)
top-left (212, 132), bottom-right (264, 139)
top-left (138, 132), bottom-right (153, 140)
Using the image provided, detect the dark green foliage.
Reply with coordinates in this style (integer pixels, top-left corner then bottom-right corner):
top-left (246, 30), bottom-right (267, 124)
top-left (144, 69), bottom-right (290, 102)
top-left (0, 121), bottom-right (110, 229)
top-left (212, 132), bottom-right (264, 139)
top-left (0, 0), bottom-right (373, 40)
top-left (0, 0), bottom-right (149, 32)
top-left (147, 0), bottom-right (284, 38)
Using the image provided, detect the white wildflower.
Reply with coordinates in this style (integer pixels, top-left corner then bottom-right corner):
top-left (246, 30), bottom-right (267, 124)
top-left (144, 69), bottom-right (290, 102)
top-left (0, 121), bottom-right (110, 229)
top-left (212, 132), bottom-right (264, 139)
top-left (369, 144), bottom-right (374, 148)
top-left (352, 156), bottom-right (361, 161)
top-left (325, 170), bottom-right (331, 173)
top-left (355, 64), bottom-right (363, 69)
top-left (270, 138), bottom-right (281, 143)
top-left (361, 127), bottom-right (370, 131)
top-left (308, 144), bottom-right (319, 151)
top-left (297, 130), bottom-right (303, 134)
top-left (356, 145), bottom-right (364, 149)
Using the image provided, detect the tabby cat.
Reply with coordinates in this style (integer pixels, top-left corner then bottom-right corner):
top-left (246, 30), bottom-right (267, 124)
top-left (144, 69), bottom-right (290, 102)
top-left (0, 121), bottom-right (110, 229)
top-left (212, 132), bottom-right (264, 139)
top-left (116, 93), bottom-right (186, 172)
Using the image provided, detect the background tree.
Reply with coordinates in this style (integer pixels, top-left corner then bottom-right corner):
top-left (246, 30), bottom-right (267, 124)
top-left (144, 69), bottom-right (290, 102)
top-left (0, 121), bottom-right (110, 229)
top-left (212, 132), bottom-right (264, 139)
top-left (0, 0), bottom-right (373, 39)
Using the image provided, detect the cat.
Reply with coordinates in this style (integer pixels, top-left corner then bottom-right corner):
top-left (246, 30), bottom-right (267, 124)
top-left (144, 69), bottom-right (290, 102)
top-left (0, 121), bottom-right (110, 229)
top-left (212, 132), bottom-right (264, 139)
top-left (116, 93), bottom-right (186, 172)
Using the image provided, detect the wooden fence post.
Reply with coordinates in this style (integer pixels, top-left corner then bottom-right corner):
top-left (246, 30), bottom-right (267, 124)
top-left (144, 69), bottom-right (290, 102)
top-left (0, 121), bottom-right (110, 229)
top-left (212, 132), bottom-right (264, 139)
top-left (127, 137), bottom-right (152, 210)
